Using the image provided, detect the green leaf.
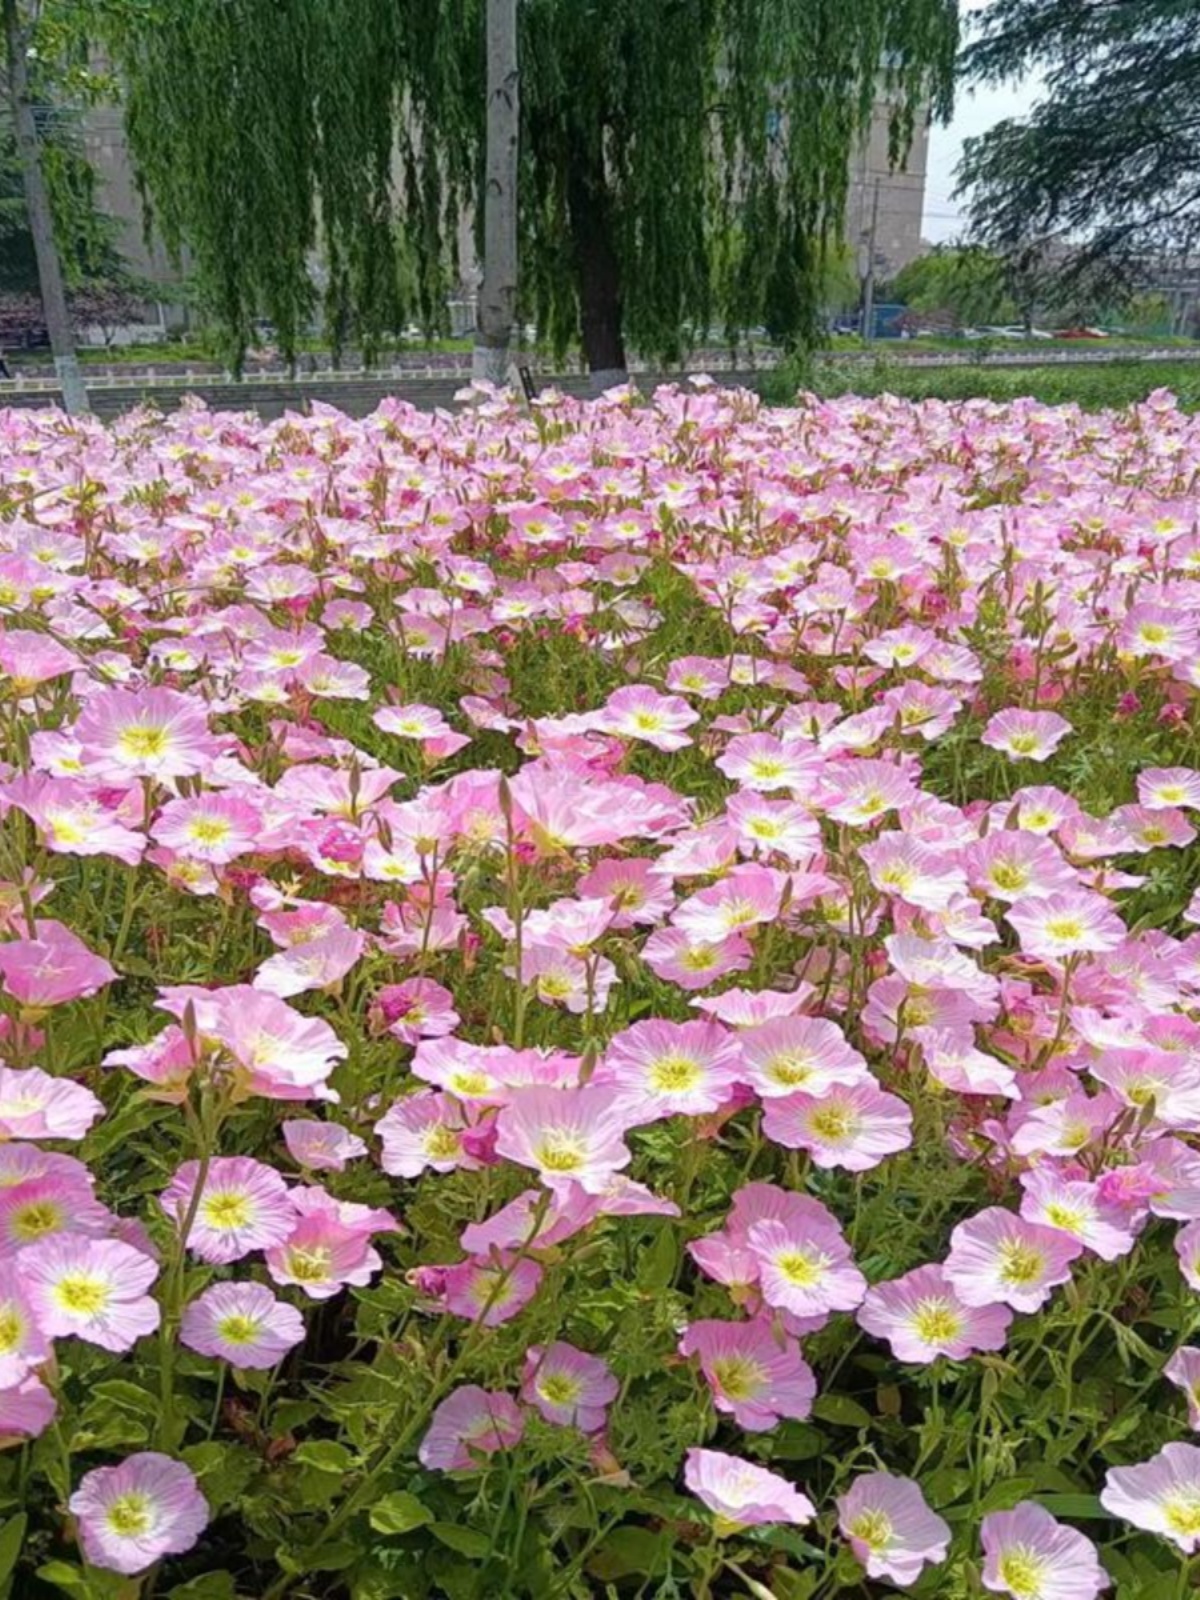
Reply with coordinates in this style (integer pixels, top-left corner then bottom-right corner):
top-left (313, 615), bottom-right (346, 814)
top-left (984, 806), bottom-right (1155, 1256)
top-left (587, 1527), bottom-right (670, 1581)
top-left (0, 1516), bottom-right (25, 1587)
top-left (811, 1393), bottom-right (872, 1429)
top-left (369, 1492), bottom-right (434, 1536)
top-left (89, 1380), bottom-right (160, 1417)
top-left (1034, 1493), bottom-right (1108, 1520)
top-left (429, 1523), bottom-right (493, 1559)
top-left (636, 1226), bottom-right (677, 1290)
top-left (979, 1478), bottom-right (1036, 1513)
top-left (168, 1576), bottom-right (238, 1600)
top-left (292, 1440), bottom-right (355, 1474)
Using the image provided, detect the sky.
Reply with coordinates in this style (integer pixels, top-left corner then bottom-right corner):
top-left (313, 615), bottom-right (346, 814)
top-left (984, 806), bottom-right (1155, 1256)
top-left (921, 3), bottom-right (1043, 245)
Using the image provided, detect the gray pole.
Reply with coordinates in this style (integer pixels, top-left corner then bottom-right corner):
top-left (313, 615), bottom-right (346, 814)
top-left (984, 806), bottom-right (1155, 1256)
top-left (861, 177), bottom-right (880, 344)
top-left (472, 0), bottom-right (520, 388)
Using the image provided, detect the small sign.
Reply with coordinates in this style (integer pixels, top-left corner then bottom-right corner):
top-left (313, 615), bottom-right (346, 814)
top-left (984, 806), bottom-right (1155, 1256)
top-left (518, 365), bottom-right (538, 403)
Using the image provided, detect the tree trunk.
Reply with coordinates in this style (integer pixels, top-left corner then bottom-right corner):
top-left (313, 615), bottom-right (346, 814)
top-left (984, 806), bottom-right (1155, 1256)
top-left (472, 0), bottom-right (520, 389)
top-left (2, 0), bottom-right (89, 416)
top-left (565, 135), bottom-right (627, 392)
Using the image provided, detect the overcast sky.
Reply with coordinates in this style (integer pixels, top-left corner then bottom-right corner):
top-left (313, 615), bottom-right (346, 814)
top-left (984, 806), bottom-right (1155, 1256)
top-left (922, 3), bottom-right (1043, 244)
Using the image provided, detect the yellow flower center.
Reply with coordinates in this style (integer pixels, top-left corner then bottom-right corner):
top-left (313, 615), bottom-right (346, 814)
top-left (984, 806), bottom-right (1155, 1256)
top-left (0, 1305), bottom-right (24, 1353)
top-left (998, 1548), bottom-right (1046, 1597)
top-left (990, 863), bottom-right (1029, 891)
top-left (766, 1052), bottom-right (813, 1087)
top-left (118, 724), bottom-right (170, 760)
top-left (450, 1072), bottom-right (492, 1097)
top-left (849, 1509), bottom-right (893, 1550)
top-left (538, 1372), bottom-right (582, 1405)
top-left (1043, 1202), bottom-right (1087, 1234)
top-left (998, 1241), bottom-right (1045, 1286)
top-left (711, 1354), bottom-right (766, 1400)
top-left (911, 1297), bottom-right (962, 1344)
top-left (424, 1124), bottom-right (463, 1159)
top-left (535, 1134), bottom-right (586, 1173)
top-left (187, 817), bottom-right (232, 844)
top-left (679, 945), bottom-right (718, 971)
top-left (11, 1200), bottom-right (63, 1241)
top-left (1007, 733), bottom-right (1041, 755)
top-left (107, 1493), bottom-right (154, 1537)
top-left (1166, 1497), bottom-right (1200, 1537)
top-left (55, 1274), bottom-right (110, 1316)
top-left (776, 1249), bottom-right (825, 1287)
top-left (806, 1103), bottom-right (858, 1142)
top-left (1043, 918), bottom-right (1084, 942)
top-left (649, 1054), bottom-right (702, 1093)
top-left (216, 1313), bottom-right (262, 1346)
top-left (202, 1191), bottom-right (253, 1231)
top-left (285, 1246), bottom-right (332, 1282)
top-left (749, 758), bottom-right (786, 780)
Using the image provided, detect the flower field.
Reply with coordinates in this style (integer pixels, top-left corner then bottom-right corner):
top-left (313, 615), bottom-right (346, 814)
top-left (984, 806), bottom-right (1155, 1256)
top-left (4, 383), bottom-right (1200, 1598)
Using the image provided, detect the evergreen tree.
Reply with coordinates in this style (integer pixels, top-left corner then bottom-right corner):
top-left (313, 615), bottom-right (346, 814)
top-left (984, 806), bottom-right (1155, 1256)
top-left (959, 1), bottom-right (1200, 297)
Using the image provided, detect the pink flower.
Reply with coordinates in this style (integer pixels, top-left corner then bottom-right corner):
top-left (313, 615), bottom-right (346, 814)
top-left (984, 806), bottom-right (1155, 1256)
top-left (599, 685), bottom-right (699, 751)
top-left (68, 1452), bottom-right (208, 1575)
top-left (180, 1281), bottom-right (306, 1369)
top-left (0, 1372), bottom-right (56, 1439)
top-left (0, 1065), bottom-right (102, 1140)
top-left (1165, 1347), bottom-right (1200, 1430)
top-left (1005, 892), bottom-right (1126, 963)
top-left (944, 1208), bottom-right (1083, 1313)
top-left (442, 1254), bottom-right (543, 1326)
top-left (18, 1235), bottom-right (159, 1351)
top-left (577, 858), bottom-right (675, 927)
top-left (748, 1214), bottom-right (867, 1318)
top-left (281, 1119), bottom-right (367, 1172)
top-left (152, 792), bottom-right (264, 864)
top-left (1018, 1168), bottom-right (1138, 1261)
top-left (5, 773), bottom-right (145, 867)
top-left (597, 1019), bottom-right (742, 1117)
top-left (161, 1157), bottom-right (295, 1264)
top-left (0, 1261), bottom-right (50, 1385)
top-left (860, 833), bottom-right (967, 910)
top-left (264, 1209), bottom-right (383, 1301)
top-left (673, 864), bottom-right (793, 941)
top-left (418, 1385), bottom-right (525, 1471)
top-left (375, 1090), bottom-right (478, 1177)
top-left (373, 977), bottom-right (460, 1044)
top-left (156, 985), bottom-right (347, 1099)
top-left (494, 1085), bottom-right (635, 1191)
top-left (716, 734), bottom-right (822, 793)
top-left (683, 1447), bottom-right (815, 1528)
top-left (1102, 1443), bottom-right (1200, 1551)
top-left (641, 926), bottom-right (753, 990)
top-left (982, 1501), bottom-right (1109, 1598)
top-left (762, 1081), bottom-right (912, 1171)
top-left (857, 1264), bottom-right (1012, 1363)
top-left (252, 926), bottom-right (366, 998)
top-left (1139, 767), bottom-right (1200, 811)
top-left (738, 1015), bottom-right (867, 1096)
top-left (838, 1471), bottom-right (950, 1586)
top-left (73, 687), bottom-right (220, 782)
top-left (981, 709), bottom-right (1072, 763)
top-left (0, 1174), bottom-right (113, 1257)
top-left (0, 922), bottom-right (117, 1007)
top-left (679, 1317), bottom-right (815, 1430)
top-left (521, 1341), bottom-right (618, 1431)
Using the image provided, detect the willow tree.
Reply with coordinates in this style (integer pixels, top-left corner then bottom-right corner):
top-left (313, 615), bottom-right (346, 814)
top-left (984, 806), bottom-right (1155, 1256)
top-left (106, 0), bottom-right (957, 379)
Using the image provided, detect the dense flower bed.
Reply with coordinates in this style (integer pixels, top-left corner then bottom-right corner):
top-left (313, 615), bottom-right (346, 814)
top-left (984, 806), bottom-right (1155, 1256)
top-left (2, 384), bottom-right (1200, 1598)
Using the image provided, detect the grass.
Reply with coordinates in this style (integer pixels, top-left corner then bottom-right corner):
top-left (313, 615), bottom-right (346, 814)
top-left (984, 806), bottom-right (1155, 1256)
top-left (760, 355), bottom-right (1200, 411)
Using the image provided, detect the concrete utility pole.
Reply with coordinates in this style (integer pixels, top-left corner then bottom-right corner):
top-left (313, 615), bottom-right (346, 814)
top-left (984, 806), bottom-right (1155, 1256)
top-left (861, 177), bottom-right (881, 344)
top-left (2, 0), bottom-right (90, 415)
top-left (472, 0), bottom-right (520, 388)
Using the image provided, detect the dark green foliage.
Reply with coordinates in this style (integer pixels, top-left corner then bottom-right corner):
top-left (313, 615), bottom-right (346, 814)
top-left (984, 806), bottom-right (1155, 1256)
top-left (104, 0), bottom-right (958, 373)
top-left (959, 0), bottom-right (1200, 296)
